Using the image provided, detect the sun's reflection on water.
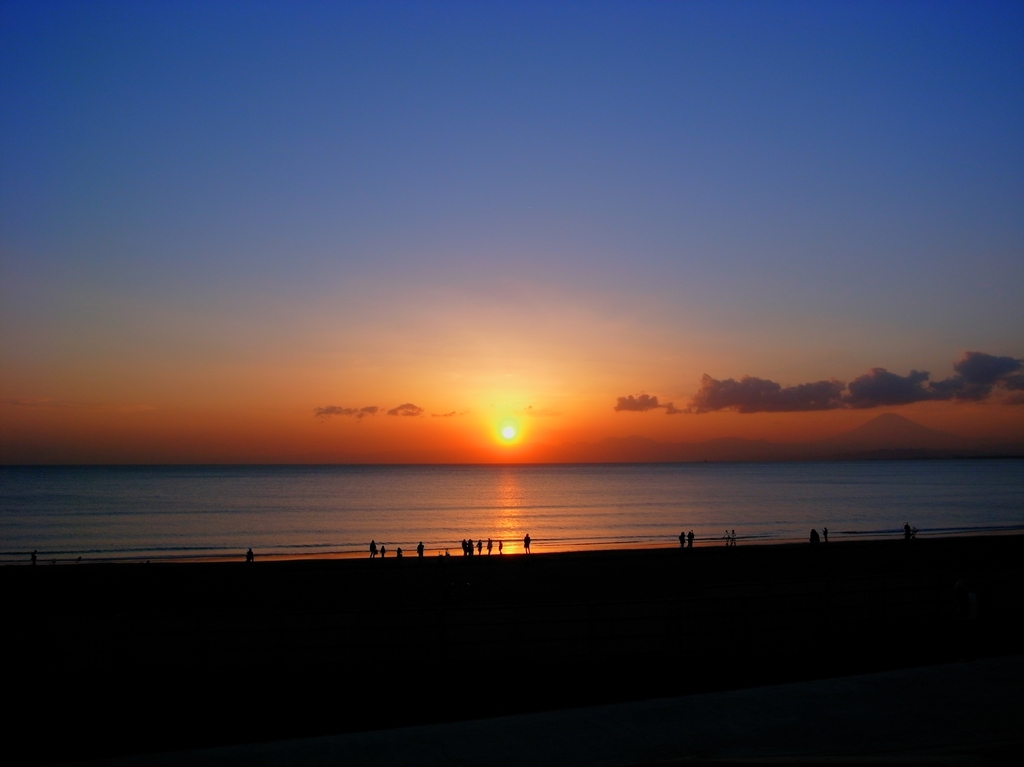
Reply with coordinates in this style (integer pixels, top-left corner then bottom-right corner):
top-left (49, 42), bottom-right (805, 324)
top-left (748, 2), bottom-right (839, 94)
top-left (491, 468), bottom-right (524, 553)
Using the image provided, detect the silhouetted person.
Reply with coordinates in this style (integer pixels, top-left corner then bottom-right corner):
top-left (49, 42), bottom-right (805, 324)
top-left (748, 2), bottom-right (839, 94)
top-left (679, 531), bottom-right (686, 548)
top-left (396, 547), bottom-right (402, 558)
top-left (524, 534), bottom-right (531, 553)
top-left (444, 549), bottom-right (450, 557)
top-left (487, 538), bottom-right (493, 555)
top-left (477, 539), bottom-right (483, 556)
top-left (370, 540), bottom-right (377, 558)
top-left (723, 530), bottom-right (730, 546)
top-left (417, 541), bottom-right (424, 558)
top-left (246, 547), bottom-right (254, 563)
top-left (31, 550), bottom-right (37, 566)
top-left (809, 529), bottom-right (820, 546)
top-left (822, 527), bottom-right (828, 543)
top-left (687, 530), bottom-right (694, 548)
top-left (380, 545), bottom-right (386, 558)
top-left (498, 540), bottom-right (503, 554)
top-left (903, 523), bottom-right (912, 541)
top-left (731, 529), bottom-right (737, 546)
top-left (76, 556), bottom-right (81, 564)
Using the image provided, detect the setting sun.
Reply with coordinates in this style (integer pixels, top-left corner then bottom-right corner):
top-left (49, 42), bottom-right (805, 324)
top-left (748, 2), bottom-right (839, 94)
top-left (498, 419), bottom-right (519, 443)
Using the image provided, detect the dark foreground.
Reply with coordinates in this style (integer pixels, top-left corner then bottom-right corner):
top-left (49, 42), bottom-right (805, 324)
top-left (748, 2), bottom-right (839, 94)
top-left (82, 655), bottom-right (1024, 767)
top-left (5, 536), bottom-right (1024, 765)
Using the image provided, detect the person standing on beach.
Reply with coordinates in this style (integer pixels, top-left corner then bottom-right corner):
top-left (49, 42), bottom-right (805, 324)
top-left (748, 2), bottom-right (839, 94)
top-left (487, 538), bottom-right (493, 555)
top-left (369, 540), bottom-right (377, 558)
top-left (31, 550), bottom-right (37, 566)
top-left (679, 531), bottom-right (686, 548)
top-left (396, 547), bottom-right (402, 558)
top-left (498, 540), bottom-right (503, 554)
top-left (417, 541), bottom-right (424, 558)
top-left (822, 527), bottom-right (828, 543)
top-left (524, 534), bottom-right (531, 553)
top-left (380, 545), bottom-right (386, 558)
top-left (477, 539), bottom-right (483, 556)
top-left (245, 548), bottom-right (254, 563)
top-left (688, 530), bottom-right (694, 548)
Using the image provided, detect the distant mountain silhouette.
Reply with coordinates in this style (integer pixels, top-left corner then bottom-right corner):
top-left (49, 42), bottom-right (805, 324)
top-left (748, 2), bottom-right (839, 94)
top-left (815, 412), bottom-right (968, 452)
top-left (533, 412), bottom-right (1022, 463)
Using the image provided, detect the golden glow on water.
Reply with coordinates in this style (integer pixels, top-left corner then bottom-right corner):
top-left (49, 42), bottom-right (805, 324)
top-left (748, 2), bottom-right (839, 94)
top-left (493, 467), bottom-right (524, 553)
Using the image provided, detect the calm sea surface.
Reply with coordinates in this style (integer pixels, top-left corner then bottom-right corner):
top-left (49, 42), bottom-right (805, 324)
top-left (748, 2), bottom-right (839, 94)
top-left (1, 460), bottom-right (1022, 563)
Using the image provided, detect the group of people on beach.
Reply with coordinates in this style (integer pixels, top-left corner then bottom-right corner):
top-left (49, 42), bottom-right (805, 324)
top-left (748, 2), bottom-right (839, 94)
top-left (239, 523), bottom-right (925, 564)
top-left (460, 538), bottom-right (497, 556)
top-left (367, 535), bottom-right (532, 559)
top-left (368, 540), bottom-right (407, 558)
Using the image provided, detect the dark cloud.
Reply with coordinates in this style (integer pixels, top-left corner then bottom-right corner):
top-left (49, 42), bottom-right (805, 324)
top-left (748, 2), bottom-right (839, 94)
top-left (843, 369), bottom-right (932, 408)
top-left (688, 375), bottom-right (845, 414)
top-left (927, 352), bottom-right (1024, 402)
top-left (314, 405), bottom-right (378, 419)
top-left (614, 394), bottom-right (663, 412)
top-left (680, 350), bottom-right (1024, 414)
top-left (387, 402), bottom-right (424, 417)
top-left (614, 394), bottom-right (683, 415)
top-left (1003, 373), bottom-right (1024, 391)
top-left (954, 352), bottom-right (1022, 385)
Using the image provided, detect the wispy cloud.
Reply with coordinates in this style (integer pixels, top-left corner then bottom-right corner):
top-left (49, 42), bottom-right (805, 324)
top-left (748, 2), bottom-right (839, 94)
top-left (387, 402), bottom-right (424, 417)
top-left (314, 405), bottom-right (378, 420)
top-left (614, 393), bottom-right (683, 414)
top-left (520, 405), bottom-right (561, 417)
top-left (432, 411), bottom-right (457, 418)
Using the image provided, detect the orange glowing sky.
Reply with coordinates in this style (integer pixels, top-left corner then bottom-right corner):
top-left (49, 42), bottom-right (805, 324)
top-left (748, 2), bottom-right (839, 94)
top-left (2, 3), bottom-right (1023, 464)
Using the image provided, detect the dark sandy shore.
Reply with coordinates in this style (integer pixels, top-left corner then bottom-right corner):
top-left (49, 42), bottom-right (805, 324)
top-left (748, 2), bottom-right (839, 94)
top-left (5, 536), bottom-right (1023, 765)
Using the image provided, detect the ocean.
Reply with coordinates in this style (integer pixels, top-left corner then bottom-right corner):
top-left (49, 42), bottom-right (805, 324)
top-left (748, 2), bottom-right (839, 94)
top-left (1, 460), bottom-right (1022, 563)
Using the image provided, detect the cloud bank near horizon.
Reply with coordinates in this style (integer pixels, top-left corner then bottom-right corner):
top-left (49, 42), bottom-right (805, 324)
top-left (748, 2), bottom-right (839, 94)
top-left (314, 405), bottom-right (379, 420)
top-left (614, 394), bottom-right (682, 415)
top-left (618, 352), bottom-right (1024, 415)
top-left (387, 402), bottom-right (424, 417)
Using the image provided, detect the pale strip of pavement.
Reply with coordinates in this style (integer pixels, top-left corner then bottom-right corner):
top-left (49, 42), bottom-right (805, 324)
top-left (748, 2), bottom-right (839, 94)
top-left (73, 656), bottom-right (1023, 767)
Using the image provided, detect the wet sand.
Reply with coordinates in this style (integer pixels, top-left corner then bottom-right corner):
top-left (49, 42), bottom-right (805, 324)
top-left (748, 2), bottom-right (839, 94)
top-left (5, 535), bottom-right (1023, 765)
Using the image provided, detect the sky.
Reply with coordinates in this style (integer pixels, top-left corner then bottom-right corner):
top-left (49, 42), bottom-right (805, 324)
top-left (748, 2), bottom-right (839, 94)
top-left (2, 0), bottom-right (1023, 463)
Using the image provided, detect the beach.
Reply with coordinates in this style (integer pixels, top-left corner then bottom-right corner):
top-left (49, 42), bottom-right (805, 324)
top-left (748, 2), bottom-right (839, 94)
top-left (6, 534), bottom-right (1023, 765)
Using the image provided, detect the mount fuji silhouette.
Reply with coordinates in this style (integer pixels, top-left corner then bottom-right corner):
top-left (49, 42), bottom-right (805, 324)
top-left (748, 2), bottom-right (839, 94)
top-left (815, 412), bottom-right (967, 452)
